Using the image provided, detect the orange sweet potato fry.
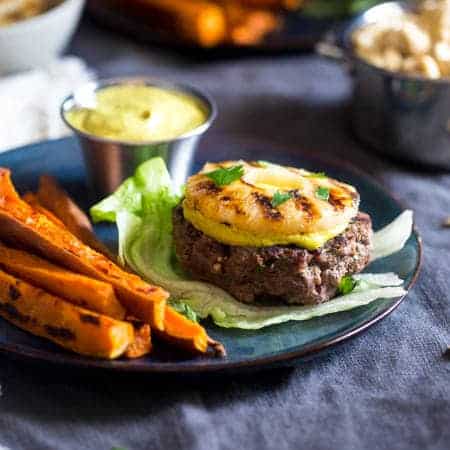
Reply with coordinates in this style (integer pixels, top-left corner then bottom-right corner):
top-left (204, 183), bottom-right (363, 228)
top-left (125, 320), bottom-right (152, 358)
top-left (0, 268), bottom-right (134, 359)
top-left (0, 168), bottom-right (168, 330)
top-left (23, 192), bottom-right (67, 229)
top-left (219, 0), bottom-right (301, 10)
top-left (161, 306), bottom-right (208, 353)
top-left (119, 0), bottom-right (228, 47)
top-left (160, 307), bottom-right (225, 356)
top-left (36, 175), bottom-right (117, 261)
top-left (35, 178), bottom-right (226, 356)
top-left (0, 241), bottom-right (126, 319)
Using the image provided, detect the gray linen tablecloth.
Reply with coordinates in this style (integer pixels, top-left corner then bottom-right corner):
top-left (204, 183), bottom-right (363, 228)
top-left (0, 20), bottom-right (449, 450)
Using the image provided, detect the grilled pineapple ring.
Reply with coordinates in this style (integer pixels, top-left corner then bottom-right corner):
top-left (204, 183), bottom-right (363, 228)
top-left (182, 161), bottom-right (360, 250)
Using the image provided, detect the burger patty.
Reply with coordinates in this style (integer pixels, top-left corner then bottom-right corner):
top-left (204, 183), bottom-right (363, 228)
top-left (173, 206), bottom-right (373, 305)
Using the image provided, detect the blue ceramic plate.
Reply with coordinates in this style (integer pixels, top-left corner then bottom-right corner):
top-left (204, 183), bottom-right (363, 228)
top-left (0, 137), bottom-right (421, 373)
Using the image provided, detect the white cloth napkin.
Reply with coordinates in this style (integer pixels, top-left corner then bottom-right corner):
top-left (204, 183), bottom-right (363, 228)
top-left (0, 56), bottom-right (93, 152)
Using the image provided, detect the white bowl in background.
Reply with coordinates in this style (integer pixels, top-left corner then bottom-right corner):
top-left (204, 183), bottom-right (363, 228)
top-left (0, 0), bottom-right (85, 75)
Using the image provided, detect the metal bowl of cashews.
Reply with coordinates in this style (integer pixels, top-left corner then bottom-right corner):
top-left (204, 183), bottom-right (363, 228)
top-left (317, 0), bottom-right (450, 170)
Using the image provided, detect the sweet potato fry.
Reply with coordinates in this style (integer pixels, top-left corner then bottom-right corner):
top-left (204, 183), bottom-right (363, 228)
top-left (0, 269), bottom-right (134, 359)
top-left (0, 242), bottom-right (126, 319)
top-left (23, 192), bottom-right (67, 230)
top-left (160, 307), bottom-right (208, 353)
top-left (221, 0), bottom-right (301, 10)
top-left (0, 169), bottom-right (168, 329)
top-left (125, 320), bottom-right (152, 358)
top-left (35, 178), bottom-right (225, 356)
top-left (117, 0), bottom-right (228, 47)
top-left (158, 307), bottom-right (226, 356)
top-left (36, 175), bottom-right (117, 261)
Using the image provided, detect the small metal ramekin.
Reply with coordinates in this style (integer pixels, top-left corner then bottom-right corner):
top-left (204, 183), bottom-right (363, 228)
top-left (61, 77), bottom-right (217, 197)
top-left (316, 1), bottom-right (450, 170)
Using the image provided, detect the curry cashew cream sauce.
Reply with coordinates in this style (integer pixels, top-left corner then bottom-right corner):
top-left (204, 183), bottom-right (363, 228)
top-left (65, 84), bottom-right (209, 142)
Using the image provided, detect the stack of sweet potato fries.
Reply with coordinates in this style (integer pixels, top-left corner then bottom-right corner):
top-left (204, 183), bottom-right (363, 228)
top-left (90, 0), bottom-right (303, 47)
top-left (0, 169), bottom-right (225, 359)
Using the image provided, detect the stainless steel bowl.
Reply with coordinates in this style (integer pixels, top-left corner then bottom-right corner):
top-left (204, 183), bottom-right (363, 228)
top-left (317, 1), bottom-right (450, 170)
top-left (61, 77), bottom-right (217, 197)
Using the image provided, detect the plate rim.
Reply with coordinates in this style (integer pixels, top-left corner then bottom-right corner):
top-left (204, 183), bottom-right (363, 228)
top-left (0, 137), bottom-right (422, 373)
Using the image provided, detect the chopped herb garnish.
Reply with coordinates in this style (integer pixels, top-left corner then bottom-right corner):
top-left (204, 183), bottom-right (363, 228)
top-left (315, 186), bottom-right (330, 201)
top-left (338, 276), bottom-right (357, 295)
top-left (169, 300), bottom-right (198, 323)
top-left (305, 171), bottom-right (327, 178)
top-left (205, 165), bottom-right (244, 187)
top-left (271, 191), bottom-right (293, 208)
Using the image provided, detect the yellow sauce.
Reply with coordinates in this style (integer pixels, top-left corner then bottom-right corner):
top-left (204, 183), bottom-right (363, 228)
top-left (65, 84), bottom-right (209, 142)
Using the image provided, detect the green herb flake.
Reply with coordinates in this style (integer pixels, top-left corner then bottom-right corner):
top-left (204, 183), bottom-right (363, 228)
top-left (305, 171), bottom-right (327, 178)
top-left (271, 191), bottom-right (293, 208)
top-left (169, 300), bottom-right (199, 323)
top-left (205, 165), bottom-right (244, 187)
top-left (315, 186), bottom-right (330, 201)
top-left (338, 276), bottom-right (357, 295)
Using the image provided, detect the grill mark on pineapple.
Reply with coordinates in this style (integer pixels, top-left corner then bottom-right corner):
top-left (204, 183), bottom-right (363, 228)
top-left (290, 191), bottom-right (314, 220)
top-left (328, 193), bottom-right (346, 211)
top-left (196, 180), bottom-right (222, 194)
top-left (252, 193), bottom-right (282, 220)
top-left (330, 181), bottom-right (358, 201)
top-left (240, 178), bottom-right (255, 188)
top-left (232, 204), bottom-right (246, 215)
top-left (328, 187), bottom-right (355, 211)
top-left (248, 161), bottom-right (263, 168)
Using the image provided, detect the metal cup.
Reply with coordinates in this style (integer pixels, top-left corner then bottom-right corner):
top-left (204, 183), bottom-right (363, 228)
top-left (316, 1), bottom-right (450, 170)
top-left (61, 77), bottom-right (217, 197)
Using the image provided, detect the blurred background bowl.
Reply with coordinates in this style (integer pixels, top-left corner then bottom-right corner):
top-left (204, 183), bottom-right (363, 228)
top-left (317, 1), bottom-right (450, 170)
top-left (0, 0), bottom-right (85, 74)
top-left (61, 77), bottom-right (217, 197)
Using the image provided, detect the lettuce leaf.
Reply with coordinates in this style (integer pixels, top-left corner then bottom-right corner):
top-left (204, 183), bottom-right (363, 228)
top-left (91, 158), bottom-right (413, 330)
top-left (371, 210), bottom-right (413, 261)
